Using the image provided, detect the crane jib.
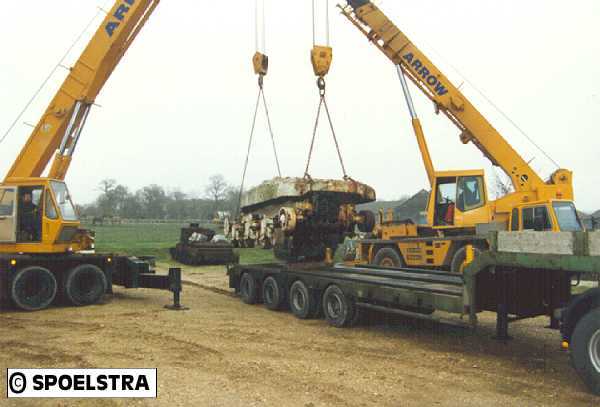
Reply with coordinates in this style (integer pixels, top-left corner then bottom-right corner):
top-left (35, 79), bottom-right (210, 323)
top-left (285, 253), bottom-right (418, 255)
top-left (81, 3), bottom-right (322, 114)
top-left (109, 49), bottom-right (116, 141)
top-left (402, 53), bottom-right (449, 97)
top-left (105, 0), bottom-right (136, 37)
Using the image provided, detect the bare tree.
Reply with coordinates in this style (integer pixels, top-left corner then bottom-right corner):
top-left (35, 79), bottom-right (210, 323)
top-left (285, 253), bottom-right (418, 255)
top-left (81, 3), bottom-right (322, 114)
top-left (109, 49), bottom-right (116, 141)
top-left (98, 179), bottom-right (117, 194)
top-left (492, 169), bottom-right (513, 199)
top-left (205, 174), bottom-right (229, 211)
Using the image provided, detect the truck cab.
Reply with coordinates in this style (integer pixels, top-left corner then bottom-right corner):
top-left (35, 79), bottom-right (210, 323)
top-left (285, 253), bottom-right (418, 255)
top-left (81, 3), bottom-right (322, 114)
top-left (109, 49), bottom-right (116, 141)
top-left (509, 200), bottom-right (583, 232)
top-left (0, 178), bottom-right (91, 254)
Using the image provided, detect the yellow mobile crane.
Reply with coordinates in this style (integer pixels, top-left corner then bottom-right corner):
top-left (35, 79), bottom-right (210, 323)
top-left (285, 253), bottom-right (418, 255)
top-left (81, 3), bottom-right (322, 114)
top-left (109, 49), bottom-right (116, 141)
top-left (340, 1), bottom-right (583, 271)
top-left (0, 0), bottom-right (176, 311)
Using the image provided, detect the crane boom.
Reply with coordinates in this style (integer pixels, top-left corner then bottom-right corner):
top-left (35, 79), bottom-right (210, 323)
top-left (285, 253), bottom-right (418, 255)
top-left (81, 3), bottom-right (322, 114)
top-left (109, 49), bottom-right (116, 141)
top-left (340, 1), bottom-right (573, 198)
top-left (5, 0), bottom-right (159, 182)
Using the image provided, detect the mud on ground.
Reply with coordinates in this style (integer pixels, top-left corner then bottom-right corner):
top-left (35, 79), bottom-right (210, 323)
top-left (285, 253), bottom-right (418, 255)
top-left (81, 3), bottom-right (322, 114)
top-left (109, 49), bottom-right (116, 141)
top-left (0, 265), bottom-right (598, 406)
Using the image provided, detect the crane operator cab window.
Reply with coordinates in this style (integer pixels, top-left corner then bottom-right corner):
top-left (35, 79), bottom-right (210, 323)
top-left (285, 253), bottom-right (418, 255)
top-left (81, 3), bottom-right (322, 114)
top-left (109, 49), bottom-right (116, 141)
top-left (50, 181), bottom-right (78, 221)
top-left (434, 176), bottom-right (485, 226)
top-left (434, 178), bottom-right (457, 226)
top-left (457, 176), bottom-right (485, 212)
top-left (0, 187), bottom-right (17, 242)
top-left (17, 186), bottom-right (43, 242)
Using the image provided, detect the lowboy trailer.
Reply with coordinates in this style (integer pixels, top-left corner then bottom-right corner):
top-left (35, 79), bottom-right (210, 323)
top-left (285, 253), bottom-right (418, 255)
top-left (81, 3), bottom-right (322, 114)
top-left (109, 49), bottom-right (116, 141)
top-left (228, 231), bottom-right (600, 395)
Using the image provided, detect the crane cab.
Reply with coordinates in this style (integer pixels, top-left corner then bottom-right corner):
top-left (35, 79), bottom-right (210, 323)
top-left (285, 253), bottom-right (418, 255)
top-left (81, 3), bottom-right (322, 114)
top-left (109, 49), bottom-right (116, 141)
top-left (425, 170), bottom-right (491, 231)
top-left (0, 178), bottom-right (91, 254)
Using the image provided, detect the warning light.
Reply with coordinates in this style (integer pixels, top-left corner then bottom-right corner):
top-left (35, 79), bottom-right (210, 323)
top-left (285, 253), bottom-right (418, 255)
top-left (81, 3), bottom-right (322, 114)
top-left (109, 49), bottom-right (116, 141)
top-left (561, 341), bottom-right (569, 350)
top-left (10, 259), bottom-right (16, 266)
top-left (107, 257), bottom-right (112, 263)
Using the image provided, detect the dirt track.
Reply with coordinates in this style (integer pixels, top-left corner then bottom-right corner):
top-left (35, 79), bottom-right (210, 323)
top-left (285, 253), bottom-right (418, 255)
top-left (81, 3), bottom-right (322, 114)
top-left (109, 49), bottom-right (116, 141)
top-left (1, 265), bottom-right (598, 406)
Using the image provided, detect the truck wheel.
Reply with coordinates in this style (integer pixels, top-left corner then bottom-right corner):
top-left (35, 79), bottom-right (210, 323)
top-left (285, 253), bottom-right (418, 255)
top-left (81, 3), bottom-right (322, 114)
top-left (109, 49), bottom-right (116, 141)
top-left (262, 276), bottom-right (285, 311)
top-left (323, 285), bottom-right (355, 328)
top-left (289, 280), bottom-right (317, 319)
top-left (64, 264), bottom-right (107, 306)
top-left (450, 246), bottom-right (482, 274)
top-left (240, 273), bottom-right (258, 304)
top-left (373, 247), bottom-right (403, 268)
top-left (358, 210), bottom-right (376, 233)
top-left (11, 266), bottom-right (57, 311)
top-left (571, 308), bottom-right (600, 395)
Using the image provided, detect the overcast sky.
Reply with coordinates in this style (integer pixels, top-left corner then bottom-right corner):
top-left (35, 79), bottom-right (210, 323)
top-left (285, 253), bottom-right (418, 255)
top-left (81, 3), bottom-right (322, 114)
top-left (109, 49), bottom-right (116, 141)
top-left (1, 0), bottom-right (599, 212)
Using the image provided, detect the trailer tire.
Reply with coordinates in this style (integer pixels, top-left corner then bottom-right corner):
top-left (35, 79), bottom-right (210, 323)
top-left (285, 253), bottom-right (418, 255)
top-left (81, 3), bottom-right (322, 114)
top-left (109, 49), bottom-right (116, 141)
top-left (289, 280), bottom-right (317, 319)
top-left (450, 246), bottom-right (482, 273)
top-left (571, 307), bottom-right (600, 395)
top-left (323, 285), bottom-right (355, 328)
top-left (263, 276), bottom-right (285, 311)
top-left (240, 273), bottom-right (258, 304)
top-left (373, 247), bottom-right (403, 268)
top-left (64, 264), bottom-right (107, 306)
top-left (11, 266), bottom-right (57, 311)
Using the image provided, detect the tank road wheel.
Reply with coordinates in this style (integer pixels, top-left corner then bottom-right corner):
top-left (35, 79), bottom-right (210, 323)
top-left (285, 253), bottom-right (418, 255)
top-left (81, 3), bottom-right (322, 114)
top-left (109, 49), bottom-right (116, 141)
top-left (64, 264), bottom-right (108, 306)
top-left (571, 308), bottom-right (600, 395)
top-left (10, 266), bottom-right (58, 311)
top-left (322, 285), bottom-right (356, 328)
top-left (373, 247), bottom-right (403, 268)
top-left (289, 280), bottom-right (318, 319)
top-left (239, 273), bottom-right (258, 304)
top-left (262, 276), bottom-right (285, 311)
top-left (450, 246), bottom-right (482, 274)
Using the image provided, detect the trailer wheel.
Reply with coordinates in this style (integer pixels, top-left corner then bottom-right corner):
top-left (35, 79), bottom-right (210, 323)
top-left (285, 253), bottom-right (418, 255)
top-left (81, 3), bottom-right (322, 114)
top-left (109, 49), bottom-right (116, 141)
top-left (289, 280), bottom-right (317, 319)
top-left (64, 264), bottom-right (107, 306)
top-left (240, 273), bottom-right (258, 304)
top-left (373, 247), bottom-right (403, 268)
top-left (571, 307), bottom-right (600, 395)
top-left (322, 285), bottom-right (355, 328)
top-left (262, 276), bottom-right (285, 311)
top-left (11, 266), bottom-right (57, 311)
top-left (450, 246), bottom-right (482, 274)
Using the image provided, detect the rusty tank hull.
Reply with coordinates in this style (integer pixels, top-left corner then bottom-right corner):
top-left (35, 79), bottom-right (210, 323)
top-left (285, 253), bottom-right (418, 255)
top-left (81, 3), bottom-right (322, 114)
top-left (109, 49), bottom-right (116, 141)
top-left (237, 177), bottom-right (377, 262)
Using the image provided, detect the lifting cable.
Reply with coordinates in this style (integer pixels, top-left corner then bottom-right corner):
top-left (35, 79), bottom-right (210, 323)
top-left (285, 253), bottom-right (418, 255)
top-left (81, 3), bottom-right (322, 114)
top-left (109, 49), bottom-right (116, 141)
top-left (304, 0), bottom-right (348, 180)
top-left (237, 0), bottom-right (283, 215)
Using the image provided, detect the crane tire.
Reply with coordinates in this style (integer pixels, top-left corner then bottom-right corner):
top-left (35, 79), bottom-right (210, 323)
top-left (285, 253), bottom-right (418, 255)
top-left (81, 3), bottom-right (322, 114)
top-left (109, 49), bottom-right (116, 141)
top-left (373, 247), bottom-right (403, 268)
top-left (11, 266), bottom-right (57, 311)
top-left (450, 246), bottom-right (482, 274)
top-left (64, 264), bottom-right (107, 306)
top-left (571, 307), bottom-right (600, 395)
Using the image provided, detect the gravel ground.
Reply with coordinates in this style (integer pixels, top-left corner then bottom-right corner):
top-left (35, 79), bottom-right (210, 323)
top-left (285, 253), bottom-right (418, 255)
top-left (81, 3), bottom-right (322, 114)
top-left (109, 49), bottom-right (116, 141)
top-left (0, 264), bottom-right (598, 406)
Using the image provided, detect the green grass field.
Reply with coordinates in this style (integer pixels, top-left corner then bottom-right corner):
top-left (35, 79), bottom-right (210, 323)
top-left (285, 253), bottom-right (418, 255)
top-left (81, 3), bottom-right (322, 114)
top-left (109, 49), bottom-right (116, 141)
top-left (84, 222), bottom-right (275, 265)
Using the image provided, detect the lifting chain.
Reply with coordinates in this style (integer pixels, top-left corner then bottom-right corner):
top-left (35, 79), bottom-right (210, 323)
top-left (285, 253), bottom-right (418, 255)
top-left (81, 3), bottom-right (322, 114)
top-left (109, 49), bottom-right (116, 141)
top-left (237, 70), bottom-right (283, 216)
top-left (304, 76), bottom-right (348, 180)
top-left (237, 1), bottom-right (283, 215)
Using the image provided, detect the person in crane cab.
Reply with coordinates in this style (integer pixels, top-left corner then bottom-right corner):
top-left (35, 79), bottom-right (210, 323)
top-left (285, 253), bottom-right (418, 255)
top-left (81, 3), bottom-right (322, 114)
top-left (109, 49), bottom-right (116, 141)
top-left (18, 189), bottom-right (42, 242)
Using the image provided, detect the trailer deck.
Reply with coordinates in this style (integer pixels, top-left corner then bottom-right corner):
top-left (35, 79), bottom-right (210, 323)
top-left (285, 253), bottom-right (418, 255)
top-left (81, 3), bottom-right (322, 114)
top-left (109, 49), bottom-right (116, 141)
top-left (228, 231), bottom-right (600, 395)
